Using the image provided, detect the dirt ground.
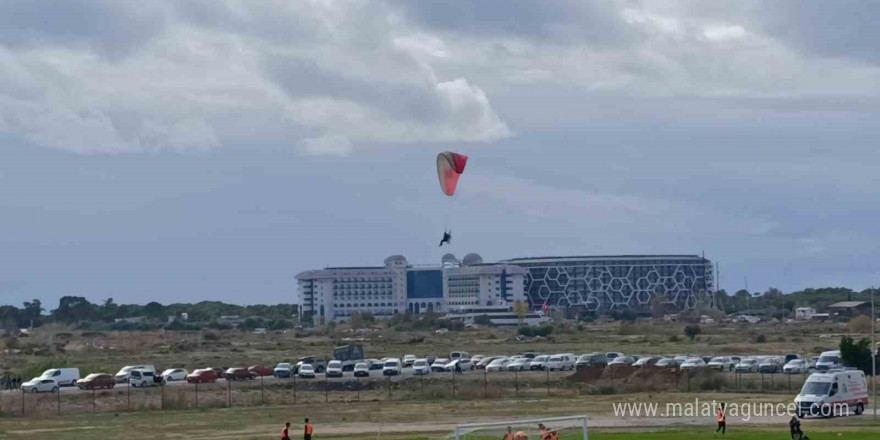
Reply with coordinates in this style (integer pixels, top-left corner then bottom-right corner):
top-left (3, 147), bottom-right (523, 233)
top-left (0, 320), bottom-right (850, 377)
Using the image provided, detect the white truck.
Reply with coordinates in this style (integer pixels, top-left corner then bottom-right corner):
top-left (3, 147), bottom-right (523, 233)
top-left (795, 369), bottom-right (868, 417)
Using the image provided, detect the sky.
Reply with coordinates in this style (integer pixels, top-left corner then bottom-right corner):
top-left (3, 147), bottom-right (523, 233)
top-left (2, 1), bottom-right (880, 307)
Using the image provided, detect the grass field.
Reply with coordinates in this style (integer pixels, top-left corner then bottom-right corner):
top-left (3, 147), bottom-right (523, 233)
top-left (0, 393), bottom-right (876, 440)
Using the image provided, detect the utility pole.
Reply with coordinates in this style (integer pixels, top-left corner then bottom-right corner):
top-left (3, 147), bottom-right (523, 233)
top-left (872, 286), bottom-right (876, 419)
top-left (744, 277), bottom-right (750, 312)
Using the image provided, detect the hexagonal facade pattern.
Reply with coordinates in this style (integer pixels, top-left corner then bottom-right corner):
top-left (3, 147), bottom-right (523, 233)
top-left (504, 255), bottom-right (714, 314)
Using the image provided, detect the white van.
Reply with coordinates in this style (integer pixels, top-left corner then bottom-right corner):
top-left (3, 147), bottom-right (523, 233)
top-left (383, 358), bottom-right (402, 376)
top-left (39, 368), bottom-right (80, 387)
top-left (795, 370), bottom-right (868, 417)
top-left (814, 350), bottom-right (841, 371)
top-left (115, 365), bottom-right (156, 383)
top-left (545, 353), bottom-right (576, 371)
top-left (450, 351), bottom-right (469, 360)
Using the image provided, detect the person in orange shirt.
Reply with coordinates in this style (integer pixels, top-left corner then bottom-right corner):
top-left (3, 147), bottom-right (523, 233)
top-left (281, 422), bottom-right (291, 440)
top-left (502, 426), bottom-right (514, 440)
top-left (537, 424), bottom-right (549, 440)
top-left (715, 403), bottom-right (726, 437)
top-left (304, 418), bottom-right (314, 440)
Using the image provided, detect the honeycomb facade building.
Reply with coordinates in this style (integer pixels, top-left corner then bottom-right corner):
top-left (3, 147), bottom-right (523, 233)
top-left (501, 255), bottom-right (714, 315)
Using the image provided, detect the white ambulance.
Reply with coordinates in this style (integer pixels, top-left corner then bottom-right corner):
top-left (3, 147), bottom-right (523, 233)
top-left (795, 369), bottom-right (868, 417)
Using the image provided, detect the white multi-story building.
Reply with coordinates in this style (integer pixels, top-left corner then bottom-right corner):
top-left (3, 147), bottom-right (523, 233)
top-left (297, 253), bottom-right (527, 323)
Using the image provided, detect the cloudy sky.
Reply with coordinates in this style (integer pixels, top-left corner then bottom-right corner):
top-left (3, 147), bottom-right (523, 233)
top-left (2, 0), bottom-right (879, 307)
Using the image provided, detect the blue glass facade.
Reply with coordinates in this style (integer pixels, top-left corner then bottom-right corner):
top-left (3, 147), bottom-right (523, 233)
top-left (406, 269), bottom-right (443, 299)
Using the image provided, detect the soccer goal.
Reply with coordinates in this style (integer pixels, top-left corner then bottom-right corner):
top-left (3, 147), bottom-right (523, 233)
top-left (453, 415), bottom-right (589, 440)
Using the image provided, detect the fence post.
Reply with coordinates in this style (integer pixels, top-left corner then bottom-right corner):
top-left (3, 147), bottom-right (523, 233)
top-left (325, 375), bottom-right (329, 403)
top-left (92, 388), bottom-right (96, 413)
top-left (546, 368), bottom-right (550, 395)
top-left (127, 382), bottom-right (131, 411)
top-left (293, 375), bottom-right (297, 404)
top-left (57, 387), bottom-right (61, 415)
top-left (161, 382), bottom-right (166, 410)
top-left (687, 371), bottom-right (691, 392)
top-left (387, 376), bottom-right (392, 400)
top-left (261, 375), bottom-right (265, 406)
top-left (21, 389), bottom-right (24, 416)
top-left (761, 373), bottom-right (765, 393)
top-left (357, 376), bottom-right (361, 402)
top-left (483, 369), bottom-right (488, 398)
top-left (788, 373), bottom-right (791, 392)
top-left (515, 370), bottom-right (519, 398)
top-left (227, 379), bottom-right (231, 408)
top-left (419, 375), bottom-right (423, 400)
top-left (195, 382), bottom-right (199, 408)
top-left (771, 372), bottom-right (774, 391)
top-left (452, 370), bottom-right (456, 398)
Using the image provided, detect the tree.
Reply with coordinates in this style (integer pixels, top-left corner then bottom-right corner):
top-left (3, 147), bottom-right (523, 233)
top-left (840, 336), bottom-right (873, 376)
top-left (52, 296), bottom-right (97, 324)
top-left (684, 324), bottom-right (701, 341)
top-left (350, 313), bottom-right (374, 329)
top-left (21, 299), bottom-right (44, 327)
top-left (513, 301), bottom-right (529, 327)
top-left (143, 302), bottom-right (167, 320)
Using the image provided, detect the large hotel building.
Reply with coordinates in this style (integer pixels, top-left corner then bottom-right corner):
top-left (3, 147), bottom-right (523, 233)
top-left (297, 254), bottom-right (714, 323)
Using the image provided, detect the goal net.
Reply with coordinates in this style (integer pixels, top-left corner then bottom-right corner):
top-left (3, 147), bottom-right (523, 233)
top-left (452, 415), bottom-right (589, 440)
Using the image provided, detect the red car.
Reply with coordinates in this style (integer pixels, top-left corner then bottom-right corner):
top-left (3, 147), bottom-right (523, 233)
top-left (248, 365), bottom-right (273, 377)
top-left (186, 369), bottom-right (218, 383)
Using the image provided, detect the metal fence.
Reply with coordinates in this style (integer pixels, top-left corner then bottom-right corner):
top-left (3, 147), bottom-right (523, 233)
top-left (0, 367), bottom-right (868, 418)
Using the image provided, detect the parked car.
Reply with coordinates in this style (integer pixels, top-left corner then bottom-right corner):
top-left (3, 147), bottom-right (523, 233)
top-left (784, 359), bottom-right (811, 374)
top-left (77, 373), bottom-right (115, 390)
top-left (450, 351), bottom-right (469, 360)
top-left (354, 362), bottom-right (370, 377)
top-left (383, 358), bottom-right (402, 376)
top-left (815, 350), bottom-right (841, 371)
top-left (546, 354), bottom-right (576, 371)
top-left (115, 365), bottom-right (156, 384)
top-left (161, 368), bottom-right (189, 382)
top-left (186, 369), bottom-right (218, 383)
top-left (367, 359), bottom-right (384, 370)
top-left (470, 355), bottom-right (485, 364)
top-left (457, 358), bottom-right (475, 371)
top-left (608, 356), bottom-right (635, 367)
top-left (430, 358), bottom-right (449, 372)
top-left (326, 360), bottom-right (344, 378)
top-left (403, 355), bottom-right (417, 367)
top-left (296, 357), bottom-right (327, 373)
top-left (476, 356), bottom-right (501, 370)
top-left (633, 356), bottom-right (661, 367)
top-left (248, 365), bottom-right (273, 377)
top-left (655, 358), bottom-right (679, 368)
top-left (606, 352), bottom-right (624, 362)
top-left (577, 353), bottom-right (607, 369)
top-left (274, 363), bottom-right (294, 378)
top-left (412, 359), bottom-right (430, 375)
top-left (784, 354), bottom-right (803, 364)
top-left (22, 377), bottom-right (59, 393)
top-left (486, 357), bottom-right (511, 372)
top-left (529, 355), bottom-right (549, 371)
top-left (680, 358), bottom-right (706, 370)
top-left (507, 358), bottom-right (530, 371)
top-left (298, 364), bottom-right (316, 379)
top-left (38, 368), bottom-right (81, 387)
top-left (735, 358), bottom-right (759, 373)
top-left (129, 369), bottom-right (160, 387)
top-left (225, 368), bottom-right (257, 381)
top-left (707, 357), bottom-right (736, 371)
top-left (758, 357), bottom-right (783, 374)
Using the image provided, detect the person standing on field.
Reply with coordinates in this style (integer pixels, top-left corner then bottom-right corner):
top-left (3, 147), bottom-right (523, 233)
top-left (502, 426), bottom-right (514, 440)
top-left (715, 403), bottom-right (726, 437)
top-left (304, 418), bottom-right (314, 440)
top-left (281, 422), bottom-right (291, 440)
